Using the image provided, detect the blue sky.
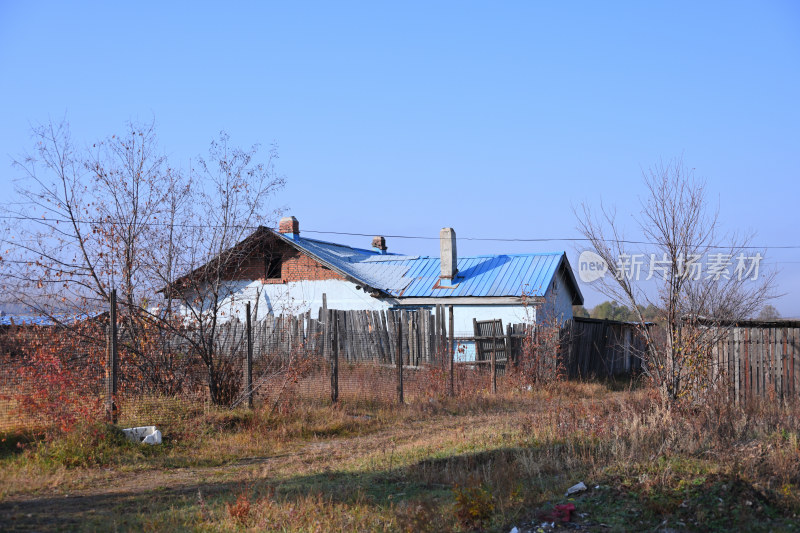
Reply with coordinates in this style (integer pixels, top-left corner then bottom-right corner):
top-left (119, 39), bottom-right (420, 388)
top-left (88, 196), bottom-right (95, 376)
top-left (1, 1), bottom-right (799, 315)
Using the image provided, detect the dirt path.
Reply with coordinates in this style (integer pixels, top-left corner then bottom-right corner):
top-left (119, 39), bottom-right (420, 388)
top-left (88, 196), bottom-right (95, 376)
top-left (0, 412), bottom-right (505, 531)
top-left (0, 460), bottom-right (270, 531)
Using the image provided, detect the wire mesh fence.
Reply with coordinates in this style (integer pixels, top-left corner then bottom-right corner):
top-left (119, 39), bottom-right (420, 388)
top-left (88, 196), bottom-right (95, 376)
top-left (0, 303), bottom-right (544, 433)
top-left (2, 297), bottom-right (684, 434)
top-left (0, 323), bottom-right (107, 432)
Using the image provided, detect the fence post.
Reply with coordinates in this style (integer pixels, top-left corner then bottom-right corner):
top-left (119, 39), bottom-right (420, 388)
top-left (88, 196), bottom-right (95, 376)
top-left (322, 295), bottom-right (329, 361)
top-left (448, 305), bottom-right (454, 397)
top-left (105, 289), bottom-right (118, 424)
top-left (330, 310), bottom-right (339, 403)
top-left (506, 324), bottom-right (513, 366)
top-left (245, 302), bottom-right (253, 409)
top-left (396, 312), bottom-right (404, 404)
top-left (491, 330), bottom-right (497, 394)
top-left (734, 327), bottom-right (740, 405)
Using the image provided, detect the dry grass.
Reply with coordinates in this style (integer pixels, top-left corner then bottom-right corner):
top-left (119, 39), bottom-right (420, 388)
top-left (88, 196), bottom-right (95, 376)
top-left (1, 379), bottom-right (799, 531)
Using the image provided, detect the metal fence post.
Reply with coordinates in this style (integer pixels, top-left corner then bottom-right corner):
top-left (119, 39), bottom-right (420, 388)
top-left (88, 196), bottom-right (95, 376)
top-left (245, 302), bottom-right (253, 409)
top-left (105, 289), bottom-right (118, 423)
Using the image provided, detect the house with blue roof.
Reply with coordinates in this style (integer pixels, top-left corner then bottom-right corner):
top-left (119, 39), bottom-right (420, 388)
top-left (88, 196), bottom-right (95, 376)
top-left (172, 216), bottom-right (583, 335)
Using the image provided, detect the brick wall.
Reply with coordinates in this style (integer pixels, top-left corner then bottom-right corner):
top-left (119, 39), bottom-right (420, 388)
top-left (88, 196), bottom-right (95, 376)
top-left (282, 249), bottom-right (344, 282)
top-left (232, 258), bottom-right (266, 281)
top-left (228, 241), bottom-right (344, 283)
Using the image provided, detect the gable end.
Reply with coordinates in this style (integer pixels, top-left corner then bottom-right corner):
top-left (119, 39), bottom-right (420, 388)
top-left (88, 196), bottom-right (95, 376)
top-left (229, 236), bottom-right (345, 284)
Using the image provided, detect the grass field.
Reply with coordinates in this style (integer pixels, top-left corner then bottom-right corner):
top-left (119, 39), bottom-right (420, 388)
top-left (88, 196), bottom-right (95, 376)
top-left (1, 380), bottom-right (799, 532)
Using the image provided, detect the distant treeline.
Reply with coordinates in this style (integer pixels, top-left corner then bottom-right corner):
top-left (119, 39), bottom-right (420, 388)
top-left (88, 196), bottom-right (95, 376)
top-left (572, 301), bottom-right (661, 322)
top-left (573, 301), bottom-right (782, 322)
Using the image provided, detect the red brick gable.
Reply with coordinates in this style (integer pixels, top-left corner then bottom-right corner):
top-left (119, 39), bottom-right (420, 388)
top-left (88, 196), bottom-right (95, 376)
top-left (229, 237), bottom-right (344, 284)
top-left (165, 226), bottom-right (350, 295)
top-left (282, 249), bottom-right (344, 282)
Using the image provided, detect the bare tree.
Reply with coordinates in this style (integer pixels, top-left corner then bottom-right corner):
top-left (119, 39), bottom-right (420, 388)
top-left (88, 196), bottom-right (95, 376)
top-left (0, 120), bottom-right (198, 392)
top-left (576, 158), bottom-right (775, 401)
top-left (169, 133), bottom-right (285, 404)
top-left (3, 120), bottom-right (107, 314)
top-left (2, 120), bottom-right (188, 315)
top-left (1, 120), bottom-right (285, 403)
top-left (757, 304), bottom-right (781, 321)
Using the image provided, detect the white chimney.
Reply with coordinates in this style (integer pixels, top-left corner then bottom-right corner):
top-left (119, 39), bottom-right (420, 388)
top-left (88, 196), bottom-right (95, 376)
top-left (440, 227), bottom-right (457, 281)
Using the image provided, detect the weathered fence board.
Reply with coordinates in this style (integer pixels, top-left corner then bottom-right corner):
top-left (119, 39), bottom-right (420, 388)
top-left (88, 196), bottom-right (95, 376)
top-left (559, 317), bottom-right (647, 379)
top-left (699, 319), bottom-right (800, 402)
top-left (170, 309), bottom-right (800, 403)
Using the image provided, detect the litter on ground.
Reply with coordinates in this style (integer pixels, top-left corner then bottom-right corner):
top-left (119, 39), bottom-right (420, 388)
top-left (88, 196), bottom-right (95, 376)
top-left (122, 426), bottom-right (162, 445)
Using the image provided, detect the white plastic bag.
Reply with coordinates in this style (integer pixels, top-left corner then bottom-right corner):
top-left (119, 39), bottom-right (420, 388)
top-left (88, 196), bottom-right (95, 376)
top-left (122, 426), bottom-right (162, 445)
top-left (565, 481), bottom-right (587, 496)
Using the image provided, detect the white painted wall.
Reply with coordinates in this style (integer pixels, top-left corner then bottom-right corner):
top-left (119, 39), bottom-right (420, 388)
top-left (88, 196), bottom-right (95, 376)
top-left (179, 279), bottom-right (391, 323)
top-left (433, 304), bottom-right (535, 336)
top-left (179, 275), bottom-right (572, 333)
top-left (257, 279), bottom-right (391, 317)
top-left (540, 269), bottom-right (575, 326)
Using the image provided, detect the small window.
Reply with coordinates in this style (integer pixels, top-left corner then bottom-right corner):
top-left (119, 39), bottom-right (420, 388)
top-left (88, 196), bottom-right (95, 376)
top-left (265, 253), bottom-right (282, 279)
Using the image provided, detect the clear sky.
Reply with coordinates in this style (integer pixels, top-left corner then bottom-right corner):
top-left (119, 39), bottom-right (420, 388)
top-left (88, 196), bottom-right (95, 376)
top-left (1, 1), bottom-right (799, 316)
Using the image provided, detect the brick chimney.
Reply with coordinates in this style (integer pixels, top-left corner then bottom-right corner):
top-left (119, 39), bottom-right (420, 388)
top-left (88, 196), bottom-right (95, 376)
top-left (440, 227), bottom-right (457, 281)
top-left (371, 236), bottom-right (387, 253)
top-left (278, 216), bottom-right (299, 238)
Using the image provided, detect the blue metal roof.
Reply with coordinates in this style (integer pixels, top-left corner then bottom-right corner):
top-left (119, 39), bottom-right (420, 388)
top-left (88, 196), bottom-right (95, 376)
top-left (275, 231), bottom-right (582, 302)
top-left (0, 312), bottom-right (100, 327)
top-left (356, 253), bottom-right (565, 298)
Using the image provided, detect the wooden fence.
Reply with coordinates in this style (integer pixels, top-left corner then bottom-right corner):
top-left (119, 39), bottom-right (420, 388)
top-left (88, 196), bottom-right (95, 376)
top-left (149, 307), bottom-right (800, 402)
top-left (705, 319), bottom-right (800, 402)
top-left (559, 317), bottom-right (647, 379)
top-left (216, 312), bottom-right (646, 378)
top-left (231, 305), bottom-right (454, 366)
top-left (9, 300), bottom-right (799, 431)
top-left (559, 317), bottom-right (800, 401)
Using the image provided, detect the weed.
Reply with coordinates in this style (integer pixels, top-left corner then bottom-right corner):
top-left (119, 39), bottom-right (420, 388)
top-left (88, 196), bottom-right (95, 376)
top-left (454, 477), bottom-right (496, 530)
top-left (394, 498), bottom-right (449, 533)
top-left (226, 492), bottom-right (252, 527)
top-left (33, 421), bottom-right (142, 468)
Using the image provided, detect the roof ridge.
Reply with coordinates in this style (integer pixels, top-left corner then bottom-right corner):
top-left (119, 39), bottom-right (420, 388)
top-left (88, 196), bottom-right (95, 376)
top-left (362, 251), bottom-right (565, 261)
top-left (294, 235), bottom-right (407, 256)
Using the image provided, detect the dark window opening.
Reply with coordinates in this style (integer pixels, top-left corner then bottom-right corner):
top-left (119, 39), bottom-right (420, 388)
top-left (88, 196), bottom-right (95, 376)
top-left (265, 253), bottom-right (282, 279)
